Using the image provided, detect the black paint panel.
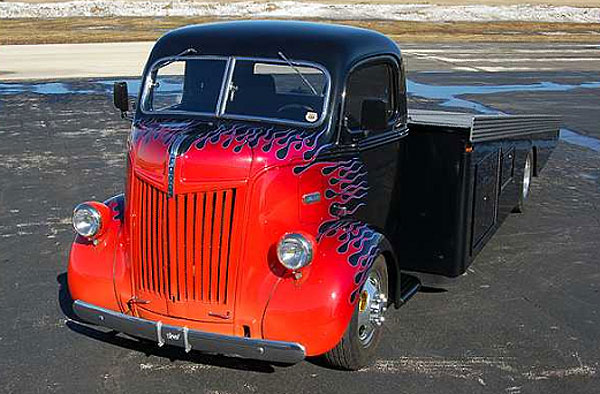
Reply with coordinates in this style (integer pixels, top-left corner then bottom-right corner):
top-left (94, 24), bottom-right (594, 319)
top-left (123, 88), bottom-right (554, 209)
top-left (500, 146), bottom-right (515, 190)
top-left (471, 150), bottom-right (499, 249)
top-left (397, 122), bottom-right (558, 278)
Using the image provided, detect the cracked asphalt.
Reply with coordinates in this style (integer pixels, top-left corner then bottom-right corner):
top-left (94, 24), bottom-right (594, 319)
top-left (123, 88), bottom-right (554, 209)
top-left (1, 42), bottom-right (599, 393)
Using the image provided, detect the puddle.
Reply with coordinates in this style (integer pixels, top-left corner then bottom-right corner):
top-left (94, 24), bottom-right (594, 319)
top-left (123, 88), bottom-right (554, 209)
top-left (0, 79), bottom-right (141, 96)
top-left (0, 78), bottom-right (599, 152)
top-left (406, 80), bottom-right (600, 113)
top-left (559, 129), bottom-right (600, 152)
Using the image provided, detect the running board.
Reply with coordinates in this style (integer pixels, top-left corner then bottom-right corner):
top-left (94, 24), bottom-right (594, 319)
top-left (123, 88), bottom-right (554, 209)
top-left (396, 274), bottom-right (421, 307)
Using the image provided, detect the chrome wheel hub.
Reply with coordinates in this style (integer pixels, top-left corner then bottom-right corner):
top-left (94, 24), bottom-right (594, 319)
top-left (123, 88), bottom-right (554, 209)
top-left (357, 271), bottom-right (387, 346)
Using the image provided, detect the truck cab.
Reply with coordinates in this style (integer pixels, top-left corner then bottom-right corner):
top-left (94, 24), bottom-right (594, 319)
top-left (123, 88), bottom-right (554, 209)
top-left (68, 21), bottom-right (559, 370)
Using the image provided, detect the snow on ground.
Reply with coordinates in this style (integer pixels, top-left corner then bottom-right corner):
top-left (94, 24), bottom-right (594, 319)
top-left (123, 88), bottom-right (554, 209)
top-left (0, 1), bottom-right (599, 23)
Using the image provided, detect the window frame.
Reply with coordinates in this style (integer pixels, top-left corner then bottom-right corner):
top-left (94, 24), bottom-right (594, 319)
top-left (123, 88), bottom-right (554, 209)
top-left (139, 55), bottom-right (332, 128)
top-left (337, 55), bottom-right (401, 145)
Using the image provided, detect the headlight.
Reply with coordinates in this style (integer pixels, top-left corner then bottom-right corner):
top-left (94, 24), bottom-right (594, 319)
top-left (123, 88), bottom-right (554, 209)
top-left (72, 203), bottom-right (102, 238)
top-left (276, 233), bottom-right (314, 270)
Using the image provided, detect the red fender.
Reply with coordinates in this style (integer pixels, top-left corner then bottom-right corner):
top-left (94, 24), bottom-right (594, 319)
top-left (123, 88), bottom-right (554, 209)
top-left (262, 221), bottom-right (383, 356)
top-left (67, 195), bottom-right (132, 312)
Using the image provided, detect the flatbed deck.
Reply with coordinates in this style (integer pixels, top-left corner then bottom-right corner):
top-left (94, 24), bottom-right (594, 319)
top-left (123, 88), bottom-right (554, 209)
top-left (409, 109), bottom-right (561, 142)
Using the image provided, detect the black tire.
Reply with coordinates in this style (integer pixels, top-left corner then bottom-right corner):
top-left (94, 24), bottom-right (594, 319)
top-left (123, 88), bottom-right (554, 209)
top-left (322, 255), bottom-right (388, 370)
top-left (513, 149), bottom-right (533, 213)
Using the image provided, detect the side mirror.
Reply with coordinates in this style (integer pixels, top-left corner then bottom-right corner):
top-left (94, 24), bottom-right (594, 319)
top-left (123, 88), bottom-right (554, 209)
top-left (360, 98), bottom-right (388, 132)
top-left (113, 82), bottom-right (129, 115)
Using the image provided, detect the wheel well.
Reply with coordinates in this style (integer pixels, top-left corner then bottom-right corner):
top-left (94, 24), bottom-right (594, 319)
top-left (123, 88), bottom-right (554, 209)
top-left (532, 146), bottom-right (539, 177)
top-left (380, 249), bottom-right (399, 308)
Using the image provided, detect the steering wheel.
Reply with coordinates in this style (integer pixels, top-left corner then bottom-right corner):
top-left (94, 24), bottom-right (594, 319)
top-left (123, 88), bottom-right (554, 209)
top-left (276, 103), bottom-right (315, 114)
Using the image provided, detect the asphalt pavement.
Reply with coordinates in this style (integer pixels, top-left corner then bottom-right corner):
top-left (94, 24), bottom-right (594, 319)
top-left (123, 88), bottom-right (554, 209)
top-left (0, 42), bottom-right (599, 394)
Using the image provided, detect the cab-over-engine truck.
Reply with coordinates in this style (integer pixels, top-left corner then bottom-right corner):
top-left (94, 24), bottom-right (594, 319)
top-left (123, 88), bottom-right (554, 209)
top-left (68, 21), bottom-right (560, 370)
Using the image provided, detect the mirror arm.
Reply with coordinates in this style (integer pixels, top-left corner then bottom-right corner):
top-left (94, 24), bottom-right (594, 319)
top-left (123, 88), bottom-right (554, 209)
top-left (120, 111), bottom-right (133, 121)
top-left (119, 100), bottom-right (134, 121)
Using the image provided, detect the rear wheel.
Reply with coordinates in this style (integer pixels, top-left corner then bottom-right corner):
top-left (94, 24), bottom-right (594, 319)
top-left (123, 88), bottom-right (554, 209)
top-left (513, 149), bottom-right (533, 213)
top-left (323, 255), bottom-right (388, 370)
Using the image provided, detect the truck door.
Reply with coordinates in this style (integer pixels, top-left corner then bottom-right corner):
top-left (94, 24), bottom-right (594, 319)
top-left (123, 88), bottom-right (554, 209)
top-left (340, 57), bottom-right (408, 232)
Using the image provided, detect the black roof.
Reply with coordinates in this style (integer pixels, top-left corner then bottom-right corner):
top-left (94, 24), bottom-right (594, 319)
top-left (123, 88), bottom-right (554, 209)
top-left (147, 20), bottom-right (401, 76)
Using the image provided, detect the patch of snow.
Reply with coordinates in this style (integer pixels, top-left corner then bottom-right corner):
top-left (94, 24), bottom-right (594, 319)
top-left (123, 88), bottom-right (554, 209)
top-left (0, 1), bottom-right (599, 23)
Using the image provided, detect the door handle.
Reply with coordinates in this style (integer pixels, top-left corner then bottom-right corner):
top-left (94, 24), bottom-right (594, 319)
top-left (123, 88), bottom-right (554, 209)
top-left (331, 203), bottom-right (348, 217)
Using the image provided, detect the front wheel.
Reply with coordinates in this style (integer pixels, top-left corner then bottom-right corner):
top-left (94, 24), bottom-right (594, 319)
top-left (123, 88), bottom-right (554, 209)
top-left (322, 255), bottom-right (388, 370)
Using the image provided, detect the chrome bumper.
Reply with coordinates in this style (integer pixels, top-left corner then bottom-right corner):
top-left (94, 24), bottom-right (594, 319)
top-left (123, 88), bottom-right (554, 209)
top-left (72, 300), bottom-right (305, 364)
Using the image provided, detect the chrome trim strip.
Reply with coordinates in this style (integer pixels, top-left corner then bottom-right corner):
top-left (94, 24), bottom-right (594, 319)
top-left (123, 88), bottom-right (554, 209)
top-left (356, 126), bottom-right (409, 152)
top-left (72, 300), bottom-right (306, 364)
top-left (167, 133), bottom-right (188, 198)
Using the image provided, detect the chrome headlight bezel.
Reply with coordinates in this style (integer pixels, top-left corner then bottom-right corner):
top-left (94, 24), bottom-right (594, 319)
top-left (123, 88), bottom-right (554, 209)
top-left (276, 233), bottom-right (314, 270)
top-left (72, 203), bottom-right (102, 238)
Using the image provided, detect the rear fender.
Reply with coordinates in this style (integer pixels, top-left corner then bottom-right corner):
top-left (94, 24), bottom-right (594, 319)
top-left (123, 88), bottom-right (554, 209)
top-left (262, 221), bottom-right (391, 356)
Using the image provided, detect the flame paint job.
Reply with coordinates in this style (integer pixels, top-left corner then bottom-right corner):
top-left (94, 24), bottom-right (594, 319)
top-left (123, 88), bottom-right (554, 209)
top-left (192, 122), bottom-right (329, 165)
top-left (105, 194), bottom-right (124, 221)
top-left (132, 118), bottom-right (184, 147)
top-left (68, 115), bottom-right (388, 355)
top-left (319, 221), bottom-right (382, 304)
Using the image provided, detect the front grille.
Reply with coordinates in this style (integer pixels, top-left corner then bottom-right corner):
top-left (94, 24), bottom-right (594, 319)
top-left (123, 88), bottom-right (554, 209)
top-left (130, 176), bottom-right (237, 304)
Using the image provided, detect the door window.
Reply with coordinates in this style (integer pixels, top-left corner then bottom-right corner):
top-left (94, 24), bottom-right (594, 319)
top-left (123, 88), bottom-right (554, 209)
top-left (344, 62), bottom-right (395, 134)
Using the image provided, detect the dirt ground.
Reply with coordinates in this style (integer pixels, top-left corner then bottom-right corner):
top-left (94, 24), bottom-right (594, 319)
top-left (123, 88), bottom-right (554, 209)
top-left (14, 0), bottom-right (600, 7)
top-left (1, 17), bottom-right (599, 45)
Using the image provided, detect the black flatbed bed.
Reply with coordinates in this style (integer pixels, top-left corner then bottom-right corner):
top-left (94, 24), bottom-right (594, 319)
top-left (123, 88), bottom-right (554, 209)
top-left (401, 109), bottom-right (560, 278)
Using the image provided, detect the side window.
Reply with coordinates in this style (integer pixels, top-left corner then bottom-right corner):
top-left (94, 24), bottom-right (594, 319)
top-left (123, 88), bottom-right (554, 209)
top-left (344, 62), bottom-right (395, 134)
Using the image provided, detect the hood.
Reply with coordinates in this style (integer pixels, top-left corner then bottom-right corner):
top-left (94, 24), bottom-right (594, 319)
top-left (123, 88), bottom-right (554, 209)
top-left (129, 118), bottom-right (330, 191)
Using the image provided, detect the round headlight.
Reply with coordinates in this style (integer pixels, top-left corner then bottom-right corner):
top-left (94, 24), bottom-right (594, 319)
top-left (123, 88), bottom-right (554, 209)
top-left (73, 203), bottom-right (102, 238)
top-left (276, 233), bottom-right (314, 270)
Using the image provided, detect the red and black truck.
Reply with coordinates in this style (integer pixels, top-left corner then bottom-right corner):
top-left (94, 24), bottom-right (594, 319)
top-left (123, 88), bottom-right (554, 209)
top-left (67, 21), bottom-right (560, 370)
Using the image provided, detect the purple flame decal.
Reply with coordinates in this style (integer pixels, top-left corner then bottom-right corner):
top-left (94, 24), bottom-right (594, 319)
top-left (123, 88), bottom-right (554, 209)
top-left (191, 123), bottom-right (330, 168)
top-left (318, 220), bottom-right (382, 303)
top-left (132, 119), bottom-right (189, 147)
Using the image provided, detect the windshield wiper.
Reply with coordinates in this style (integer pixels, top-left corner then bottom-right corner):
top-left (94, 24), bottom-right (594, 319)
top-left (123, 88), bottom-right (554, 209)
top-left (150, 48), bottom-right (199, 91)
top-left (277, 51), bottom-right (319, 96)
top-left (159, 48), bottom-right (199, 68)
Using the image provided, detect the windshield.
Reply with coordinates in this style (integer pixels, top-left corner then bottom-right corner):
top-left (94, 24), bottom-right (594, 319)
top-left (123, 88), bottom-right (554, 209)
top-left (141, 58), bottom-right (227, 114)
top-left (141, 56), bottom-right (329, 126)
top-left (224, 60), bottom-right (327, 124)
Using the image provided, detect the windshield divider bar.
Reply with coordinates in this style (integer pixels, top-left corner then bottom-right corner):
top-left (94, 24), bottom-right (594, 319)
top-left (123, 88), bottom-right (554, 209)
top-left (217, 57), bottom-right (236, 117)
